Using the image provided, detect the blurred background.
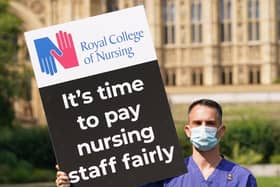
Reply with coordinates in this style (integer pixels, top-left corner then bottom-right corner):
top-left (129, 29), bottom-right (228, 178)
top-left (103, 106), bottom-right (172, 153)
top-left (0, 0), bottom-right (280, 186)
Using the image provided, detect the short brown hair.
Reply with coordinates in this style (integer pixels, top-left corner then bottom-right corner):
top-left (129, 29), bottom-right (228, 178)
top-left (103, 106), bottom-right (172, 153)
top-left (188, 99), bottom-right (223, 124)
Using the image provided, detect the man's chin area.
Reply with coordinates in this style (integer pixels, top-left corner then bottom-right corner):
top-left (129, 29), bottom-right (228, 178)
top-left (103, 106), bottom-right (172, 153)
top-left (194, 146), bottom-right (216, 153)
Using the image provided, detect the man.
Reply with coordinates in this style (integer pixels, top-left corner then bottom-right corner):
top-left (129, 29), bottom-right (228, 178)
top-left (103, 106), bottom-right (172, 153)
top-left (56, 99), bottom-right (257, 187)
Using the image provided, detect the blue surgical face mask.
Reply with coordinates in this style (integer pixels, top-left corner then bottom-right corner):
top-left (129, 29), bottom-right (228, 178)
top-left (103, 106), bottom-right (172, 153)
top-left (190, 126), bottom-right (221, 151)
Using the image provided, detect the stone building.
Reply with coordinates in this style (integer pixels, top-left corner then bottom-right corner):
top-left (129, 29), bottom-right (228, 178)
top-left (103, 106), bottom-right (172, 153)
top-left (9, 0), bottom-right (280, 124)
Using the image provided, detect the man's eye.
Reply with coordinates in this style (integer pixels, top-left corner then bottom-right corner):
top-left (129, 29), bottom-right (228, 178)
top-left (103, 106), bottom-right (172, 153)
top-left (207, 122), bottom-right (216, 126)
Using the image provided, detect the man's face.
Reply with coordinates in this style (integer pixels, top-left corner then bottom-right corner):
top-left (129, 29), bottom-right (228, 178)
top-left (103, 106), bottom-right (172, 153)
top-left (185, 104), bottom-right (225, 138)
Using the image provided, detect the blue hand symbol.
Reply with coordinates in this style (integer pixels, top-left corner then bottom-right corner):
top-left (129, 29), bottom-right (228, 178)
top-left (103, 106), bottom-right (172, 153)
top-left (34, 37), bottom-right (62, 75)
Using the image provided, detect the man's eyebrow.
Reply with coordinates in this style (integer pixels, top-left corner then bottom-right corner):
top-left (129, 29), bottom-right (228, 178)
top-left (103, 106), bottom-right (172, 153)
top-left (206, 120), bottom-right (216, 122)
top-left (192, 120), bottom-right (202, 123)
top-left (205, 120), bottom-right (217, 124)
top-left (191, 120), bottom-right (217, 124)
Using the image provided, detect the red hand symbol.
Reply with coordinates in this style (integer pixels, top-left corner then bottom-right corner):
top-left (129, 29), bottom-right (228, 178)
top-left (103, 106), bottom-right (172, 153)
top-left (51, 31), bottom-right (79, 69)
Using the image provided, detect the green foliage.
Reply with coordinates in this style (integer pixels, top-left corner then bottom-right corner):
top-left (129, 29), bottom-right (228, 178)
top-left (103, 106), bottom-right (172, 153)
top-left (0, 126), bottom-right (56, 169)
top-left (10, 160), bottom-right (33, 183)
top-left (0, 0), bottom-right (8, 12)
top-left (270, 122), bottom-right (280, 155)
top-left (273, 77), bottom-right (280, 84)
top-left (0, 164), bottom-right (10, 183)
top-left (29, 169), bottom-right (56, 182)
top-left (0, 97), bottom-right (14, 127)
top-left (0, 0), bottom-right (33, 128)
top-left (0, 150), bottom-right (17, 167)
top-left (257, 176), bottom-right (280, 187)
top-left (270, 154), bottom-right (280, 164)
top-left (0, 126), bottom-right (56, 183)
top-left (230, 143), bottom-right (263, 165)
top-left (175, 123), bottom-right (192, 157)
top-left (0, 0), bottom-right (22, 127)
top-left (0, 160), bottom-right (55, 183)
top-left (220, 117), bottom-right (275, 163)
top-left (0, 0), bottom-right (22, 76)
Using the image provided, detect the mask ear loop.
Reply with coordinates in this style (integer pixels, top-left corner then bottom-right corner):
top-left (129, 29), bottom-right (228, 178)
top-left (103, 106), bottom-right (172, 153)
top-left (217, 125), bottom-right (223, 132)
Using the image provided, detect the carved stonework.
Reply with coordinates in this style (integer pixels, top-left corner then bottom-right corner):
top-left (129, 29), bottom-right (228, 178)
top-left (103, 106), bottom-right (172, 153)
top-left (190, 48), bottom-right (204, 64)
top-left (247, 46), bottom-right (261, 61)
top-left (221, 46), bottom-right (233, 63)
top-left (18, 0), bottom-right (45, 14)
top-left (30, 0), bottom-right (45, 13)
top-left (164, 49), bottom-right (177, 66)
top-left (15, 0), bottom-right (46, 26)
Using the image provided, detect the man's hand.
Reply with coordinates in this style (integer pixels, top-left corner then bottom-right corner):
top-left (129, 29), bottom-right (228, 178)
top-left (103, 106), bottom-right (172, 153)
top-left (56, 165), bottom-right (70, 187)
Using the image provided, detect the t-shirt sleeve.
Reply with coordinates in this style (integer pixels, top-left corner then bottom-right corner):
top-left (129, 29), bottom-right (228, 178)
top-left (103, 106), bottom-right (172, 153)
top-left (246, 174), bottom-right (257, 187)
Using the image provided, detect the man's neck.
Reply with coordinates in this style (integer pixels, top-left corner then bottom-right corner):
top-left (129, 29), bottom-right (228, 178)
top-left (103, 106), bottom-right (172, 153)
top-left (192, 146), bottom-right (222, 179)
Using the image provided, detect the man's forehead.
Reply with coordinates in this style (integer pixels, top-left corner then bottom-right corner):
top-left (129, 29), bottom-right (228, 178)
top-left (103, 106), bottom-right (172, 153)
top-left (188, 104), bottom-right (219, 119)
top-left (189, 104), bottom-right (217, 113)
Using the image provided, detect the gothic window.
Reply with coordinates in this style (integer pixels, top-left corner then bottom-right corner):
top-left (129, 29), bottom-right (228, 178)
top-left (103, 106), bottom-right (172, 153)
top-left (106, 0), bottom-right (118, 12)
top-left (165, 72), bottom-right (169, 85)
top-left (191, 68), bottom-right (203, 85)
top-left (248, 0), bottom-right (260, 41)
top-left (248, 66), bottom-right (261, 84)
top-left (172, 72), bottom-right (176, 85)
top-left (191, 72), bottom-right (195, 85)
top-left (163, 0), bottom-right (175, 44)
top-left (164, 69), bottom-right (176, 86)
top-left (220, 0), bottom-right (232, 42)
top-left (191, 0), bottom-right (202, 43)
top-left (221, 71), bottom-right (226, 84)
top-left (249, 69), bottom-right (254, 83)
top-left (221, 66), bottom-right (233, 85)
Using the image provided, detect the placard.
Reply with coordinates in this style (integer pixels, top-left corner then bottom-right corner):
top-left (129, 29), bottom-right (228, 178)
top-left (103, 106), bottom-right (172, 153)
top-left (24, 6), bottom-right (186, 187)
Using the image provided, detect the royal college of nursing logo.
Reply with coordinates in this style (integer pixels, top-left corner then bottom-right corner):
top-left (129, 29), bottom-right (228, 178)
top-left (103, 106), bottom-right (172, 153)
top-left (34, 31), bottom-right (79, 76)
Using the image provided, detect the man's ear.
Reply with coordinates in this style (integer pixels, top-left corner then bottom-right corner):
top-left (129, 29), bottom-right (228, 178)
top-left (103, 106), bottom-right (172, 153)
top-left (184, 124), bottom-right (191, 138)
top-left (216, 124), bottom-right (226, 139)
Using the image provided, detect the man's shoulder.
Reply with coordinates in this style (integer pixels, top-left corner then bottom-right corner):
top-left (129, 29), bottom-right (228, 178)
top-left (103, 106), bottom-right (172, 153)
top-left (222, 158), bottom-right (255, 177)
top-left (183, 156), bottom-right (193, 167)
top-left (222, 159), bottom-right (257, 186)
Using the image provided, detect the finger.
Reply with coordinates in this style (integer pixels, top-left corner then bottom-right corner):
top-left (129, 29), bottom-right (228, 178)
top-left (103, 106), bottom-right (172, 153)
top-left (60, 184), bottom-right (70, 187)
top-left (56, 31), bottom-right (65, 50)
top-left (49, 56), bottom-right (57, 74)
top-left (43, 57), bottom-right (50, 74)
top-left (56, 176), bottom-right (70, 183)
top-left (49, 40), bottom-right (63, 57)
top-left (47, 56), bottom-right (55, 75)
top-left (58, 176), bottom-right (70, 182)
top-left (51, 49), bottom-right (62, 61)
top-left (62, 31), bottom-right (67, 49)
top-left (64, 31), bottom-right (69, 48)
top-left (60, 185), bottom-right (70, 187)
top-left (57, 171), bottom-right (68, 177)
top-left (39, 58), bottom-right (45, 73)
top-left (56, 178), bottom-right (70, 187)
top-left (56, 164), bottom-right (60, 171)
top-left (67, 33), bottom-right (74, 48)
top-left (56, 181), bottom-right (70, 186)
